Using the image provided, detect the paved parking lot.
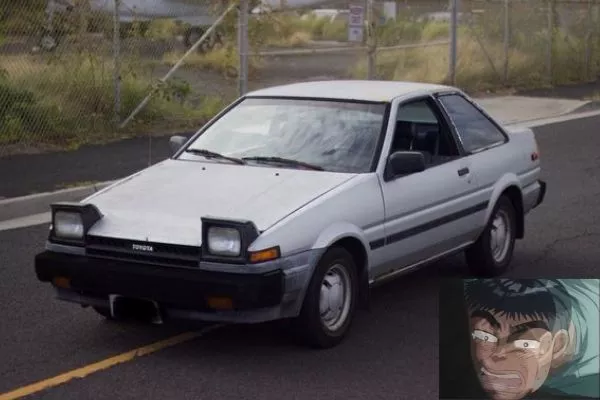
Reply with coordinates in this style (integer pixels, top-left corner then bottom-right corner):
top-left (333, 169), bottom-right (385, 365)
top-left (0, 115), bottom-right (599, 399)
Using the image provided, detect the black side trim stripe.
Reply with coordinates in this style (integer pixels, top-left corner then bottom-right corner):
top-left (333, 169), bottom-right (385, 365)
top-left (368, 201), bottom-right (489, 250)
top-left (369, 238), bottom-right (385, 250)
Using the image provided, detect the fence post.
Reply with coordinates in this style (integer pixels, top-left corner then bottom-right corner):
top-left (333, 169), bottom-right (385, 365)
top-left (594, 0), bottom-right (600, 79)
top-left (366, 0), bottom-right (375, 80)
top-left (546, 0), bottom-right (554, 84)
top-left (503, 0), bottom-right (510, 83)
top-left (238, 0), bottom-right (249, 96)
top-left (449, 0), bottom-right (458, 85)
top-left (113, 0), bottom-right (121, 124)
top-left (78, 0), bottom-right (89, 42)
top-left (585, 0), bottom-right (593, 80)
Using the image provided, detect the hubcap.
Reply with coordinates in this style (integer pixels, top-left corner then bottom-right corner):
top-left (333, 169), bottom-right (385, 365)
top-left (490, 209), bottom-right (511, 263)
top-left (319, 264), bottom-right (352, 332)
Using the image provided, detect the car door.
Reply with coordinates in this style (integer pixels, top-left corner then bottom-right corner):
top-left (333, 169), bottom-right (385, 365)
top-left (373, 95), bottom-right (485, 279)
top-left (435, 93), bottom-right (511, 208)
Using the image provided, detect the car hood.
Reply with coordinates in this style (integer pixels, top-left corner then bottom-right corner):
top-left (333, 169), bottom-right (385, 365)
top-left (84, 159), bottom-right (356, 246)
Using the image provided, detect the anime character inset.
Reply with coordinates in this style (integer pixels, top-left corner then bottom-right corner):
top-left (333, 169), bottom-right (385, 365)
top-left (463, 279), bottom-right (599, 400)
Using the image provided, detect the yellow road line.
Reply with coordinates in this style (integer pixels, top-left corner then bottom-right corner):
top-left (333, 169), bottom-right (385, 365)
top-left (0, 326), bottom-right (223, 400)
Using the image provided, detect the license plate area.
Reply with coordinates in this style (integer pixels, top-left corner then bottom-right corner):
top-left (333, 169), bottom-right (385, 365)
top-left (109, 294), bottom-right (163, 324)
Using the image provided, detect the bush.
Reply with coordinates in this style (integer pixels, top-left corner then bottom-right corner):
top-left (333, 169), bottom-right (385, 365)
top-left (0, 72), bottom-right (58, 144)
top-left (321, 20), bottom-right (348, 42)
top-left (350, 28), bottom-right (598, 93)
top-left (0, 55), bottom-right (223, 147)
top-left (421, 22), bottom-right (450, 42)
top-left (145, 19), bottom-right (183, 41)
top-left (376, 19), bottom-right (425, 46)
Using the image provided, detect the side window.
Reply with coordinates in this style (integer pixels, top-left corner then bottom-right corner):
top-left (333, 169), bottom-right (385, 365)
top-left (438, 94), bottom-right (507, 153)
top-left (391, 98), bottom-right (460, 167)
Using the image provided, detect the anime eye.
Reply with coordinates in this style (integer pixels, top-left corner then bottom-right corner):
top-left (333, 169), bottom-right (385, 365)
top-left (514, 340), bottom-right (540, 349)
top-left (472, 330), bottom-right (498, 343)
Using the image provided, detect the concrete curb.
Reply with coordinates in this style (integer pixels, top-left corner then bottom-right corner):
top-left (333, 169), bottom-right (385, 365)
top-left (569, 100), bottom-right (600, 115)
top-left (0, 181), bottom-right (115, 222)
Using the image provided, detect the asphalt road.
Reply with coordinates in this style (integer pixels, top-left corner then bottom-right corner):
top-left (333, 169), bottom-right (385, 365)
top-left (0, 115), bottom-right (599, 400)
top-left (0, 136), bottom-right (175, 198)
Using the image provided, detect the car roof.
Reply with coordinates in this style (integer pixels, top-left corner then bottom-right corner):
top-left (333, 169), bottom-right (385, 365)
top-left (245, 80), bottom-right (456, 102)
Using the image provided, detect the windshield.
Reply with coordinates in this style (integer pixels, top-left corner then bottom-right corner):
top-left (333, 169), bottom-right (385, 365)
top-left (180, 97), bottom-right (388, 173)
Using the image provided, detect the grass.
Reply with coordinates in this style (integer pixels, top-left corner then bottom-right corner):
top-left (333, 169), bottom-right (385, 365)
top-left (0, 54), bottom-right (224, 147)
top-left (2, 6), bottom-right (600, 152)
top-left (55, 180), bottom-right (102, 190)
top-left (351, 24), bottom-right (600, 93)
top-left (162, 46), bottom-right (264, 78)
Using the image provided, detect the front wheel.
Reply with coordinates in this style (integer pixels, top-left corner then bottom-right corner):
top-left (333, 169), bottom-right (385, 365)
top-left (292, 247), bottom-right (358, 349)
top-left (465, 195), bottom-right (517, 276)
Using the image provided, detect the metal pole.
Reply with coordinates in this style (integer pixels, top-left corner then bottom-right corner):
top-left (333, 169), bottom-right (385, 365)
top-left (547, 0), bottom-right (553, 84)
top-left (449, 0), bottom-right (458, 85)
top-left (585, 0), bottom-right (593, 80)
top-left (238, 0), bottom-right (249, 96)
top-left (594, 0), bottom-right (600, 79)
top-left (366, 0), bottom-right (375, 79)
top-left (503, 0), bottom-right (510, 83)
top-left (113, 0), bottom-right (121, 124)
top-left (119, 2), bottom-right (236, 129)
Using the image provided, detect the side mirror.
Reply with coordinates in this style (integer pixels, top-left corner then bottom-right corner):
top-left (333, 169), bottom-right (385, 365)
top-left (169, 135), bottom-right (187, 154)
top-left (386, 151), bottom-right (426, 179)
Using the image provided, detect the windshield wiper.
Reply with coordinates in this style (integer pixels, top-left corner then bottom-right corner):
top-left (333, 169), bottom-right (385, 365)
top-left (242, 156), bottom-right (324, 171)
top-left (185, 148), bottom-right (245, 165)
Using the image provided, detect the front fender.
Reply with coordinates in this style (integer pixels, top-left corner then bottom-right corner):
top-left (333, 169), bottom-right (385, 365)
top-left (313, 222), bottom-right (370, 250)
top-left (312, 222), bottom-right (372, 309)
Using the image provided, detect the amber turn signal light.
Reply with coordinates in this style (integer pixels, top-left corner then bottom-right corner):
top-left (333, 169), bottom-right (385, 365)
top-left (248, 246), bottom-right (280, 264)
top-left (206, 296), bottom-right (233, 310)
top-left (52, 276), bottom-right (71, 289)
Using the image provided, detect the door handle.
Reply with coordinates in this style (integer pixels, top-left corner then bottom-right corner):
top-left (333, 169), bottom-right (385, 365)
top-left (458, 167), bottom-right (470, 177)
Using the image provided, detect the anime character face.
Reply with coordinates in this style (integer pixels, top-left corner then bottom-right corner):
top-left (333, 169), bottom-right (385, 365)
top-left (469, 308), bottom-right (570, 400)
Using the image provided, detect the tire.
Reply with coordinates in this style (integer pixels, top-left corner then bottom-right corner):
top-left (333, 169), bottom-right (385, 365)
top-left (465, 195), bottom-right (517, 276)
top-left (292, 246), bottom-right (358, 349)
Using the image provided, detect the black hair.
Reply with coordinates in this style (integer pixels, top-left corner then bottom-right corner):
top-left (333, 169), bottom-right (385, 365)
top-left (463, 279), bottom-right (573, 333)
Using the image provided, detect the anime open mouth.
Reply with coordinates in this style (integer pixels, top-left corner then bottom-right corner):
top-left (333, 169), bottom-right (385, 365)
top-left (479, 366), bottom-right (523, 391)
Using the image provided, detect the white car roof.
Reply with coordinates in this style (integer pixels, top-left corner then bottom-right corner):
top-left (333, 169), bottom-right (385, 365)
top-left (245, 80), bottom-right (456, 102)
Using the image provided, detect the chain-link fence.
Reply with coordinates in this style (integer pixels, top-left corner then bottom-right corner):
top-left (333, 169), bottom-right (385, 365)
top-left (1, 0), bottom-right (600, 159)
top-left (457, 0), bottom-right (600, 91)
top-left (0, 0), bottom-right (231, 156)
top-left (245, 1), bottom-right (451, 90)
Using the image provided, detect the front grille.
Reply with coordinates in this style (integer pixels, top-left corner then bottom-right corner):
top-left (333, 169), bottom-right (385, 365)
top-left (85, 235), bottom-right (201, 268)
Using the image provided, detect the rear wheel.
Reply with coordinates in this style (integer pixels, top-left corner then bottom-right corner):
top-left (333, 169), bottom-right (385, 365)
top-left (465, 195), bottom-right (516, 276)
top-left (292, 247), bottom-right (358, 349)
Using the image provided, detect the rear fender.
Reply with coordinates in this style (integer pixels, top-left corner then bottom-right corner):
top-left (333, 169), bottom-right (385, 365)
top-left (482, 173), bottom-right (522, 228)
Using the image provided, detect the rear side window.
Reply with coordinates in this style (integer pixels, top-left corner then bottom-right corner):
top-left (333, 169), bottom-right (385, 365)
top-left (438, 94), bottom-right (506, 153)
top-left (396, 101), bottom-right (438, 123)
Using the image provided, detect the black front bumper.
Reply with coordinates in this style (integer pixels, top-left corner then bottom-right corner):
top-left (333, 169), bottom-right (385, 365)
top-left (35, 251), bottom-right (284, 311)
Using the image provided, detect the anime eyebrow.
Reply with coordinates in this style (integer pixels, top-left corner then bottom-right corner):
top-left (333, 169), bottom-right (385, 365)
top-left (470, 310), bottom-right (501, 330)
top-left (506, 321), bottom-right (550, 343)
